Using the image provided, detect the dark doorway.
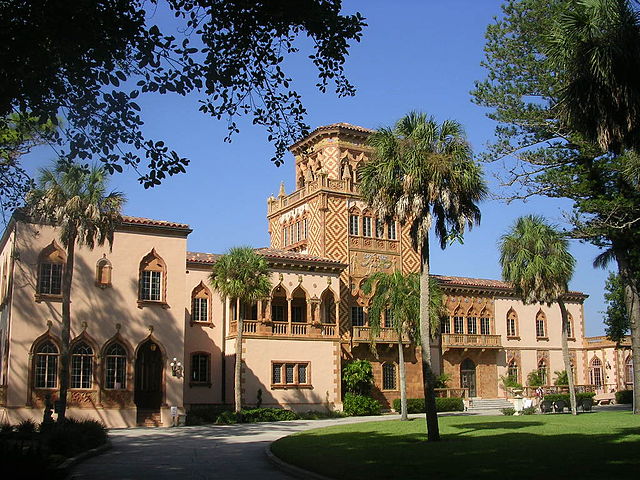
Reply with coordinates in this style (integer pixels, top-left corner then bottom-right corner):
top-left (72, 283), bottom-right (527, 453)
top-left (460, 358), bottom-right (477, 397)
top-left (134, 341), bottom-right (163, 409)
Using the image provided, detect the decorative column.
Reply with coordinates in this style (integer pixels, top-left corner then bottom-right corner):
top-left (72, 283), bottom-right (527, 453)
top-left (287, 297), bottom-right (292, 333)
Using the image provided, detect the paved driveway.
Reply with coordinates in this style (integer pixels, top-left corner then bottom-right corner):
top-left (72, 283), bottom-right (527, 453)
top-left (67, 414), bottom-right (415, 480)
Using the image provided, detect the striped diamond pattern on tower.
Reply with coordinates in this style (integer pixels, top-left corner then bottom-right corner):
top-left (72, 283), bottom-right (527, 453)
top-left (401, 221), bottom-right (420, 273)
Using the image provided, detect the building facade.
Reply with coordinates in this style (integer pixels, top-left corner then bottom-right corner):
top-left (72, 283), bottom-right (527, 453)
top-left (0, 123), bottom-right (625, 428)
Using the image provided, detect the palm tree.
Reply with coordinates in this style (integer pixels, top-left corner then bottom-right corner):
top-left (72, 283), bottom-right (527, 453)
top-left (359, 112), bottom-right (486, 441)
top-left (26, 160), bottom-right (124, 422)
top-left (362, 271), bottom-right (444, 421)
top-left (209, 247), bottom-right (271, 417)
top-left (499, 215), bottom-right (578, 415)
top-left (546, 0), bottom-right (640, 154)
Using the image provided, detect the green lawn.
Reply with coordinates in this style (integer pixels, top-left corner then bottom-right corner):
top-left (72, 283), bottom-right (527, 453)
top-left (271, 412), bottom-right (640, 479)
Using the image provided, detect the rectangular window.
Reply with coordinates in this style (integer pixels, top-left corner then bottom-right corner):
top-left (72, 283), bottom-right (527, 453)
top-left (38, 263), bottom-right (62, 295)
top-left (283, 227), bottom-right (288, 246)
top-left (295, 221), bottom-right (301, 243)
top-left (192, 297), bottom-right (208, 322)
top-left (191, 354), bottom-right (210, 383)
top-left (566, 319), bottom-right (573, 338)
top-left (71, 355), bottom-right (92, 389)
top-left (349, 215), bottom-right (359, 236)
top-left (375, 219), bottom-right (384, 238)
top-left (303, 219), bottom-right (308, 239)
top-left (351, 306), bottom-right (365, 327)
top-left (453, 316), bottom-right (464, 334)
top-left (141, 271), bottom-right (161, 301)
top-left (290, 225), bottom-right (294, 244)
top-left (382, 363), bottom-right (397, 390)
top-left (467, 317), bottom-right (477, 335)
top-left (362, 217), bottom-right (372, 237)
top-left (384, 309), bottom-right (393, 328)
top-left (272, 362), bottom-right (310, 387)
top-left (35, 354), bottom-right (57, 388)
top-left (480, 317), bottom-right (491, 335)
top-left (387, 220), bottom-right (397, 240)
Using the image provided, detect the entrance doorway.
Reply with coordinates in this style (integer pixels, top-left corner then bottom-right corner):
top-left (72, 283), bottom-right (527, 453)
top-left (134, 340), bottom-right (163, 409)
top-left (460, 358), bottom-right (477, 397)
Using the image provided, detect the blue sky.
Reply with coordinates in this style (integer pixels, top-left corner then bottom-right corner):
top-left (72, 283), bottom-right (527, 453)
top-left (22, 1), bottom-right (612, 336)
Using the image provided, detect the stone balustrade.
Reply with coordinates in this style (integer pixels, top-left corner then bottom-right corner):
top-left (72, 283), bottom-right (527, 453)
top-left (228, 320), bottom-right (338, 339)
top-left (442, 333), bottom-right (502, 349)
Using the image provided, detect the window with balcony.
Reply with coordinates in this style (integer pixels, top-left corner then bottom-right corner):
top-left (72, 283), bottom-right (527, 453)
top-left (480, 316), bottom-right (491, 335)
top-left (382, 363), bottom-right (397, 390)
top-left (351, 306), bottom-right (365, 327)
top-left (453, 315), bottom-right (464, 334)
top-left (271, 362), bottom-right (310, 388)
top-left (441, 317), bottom-right (451, 334)
top-left (384, 309), bottom-right (393, 328)
top-left (467, 315), bottom-right (477, 335)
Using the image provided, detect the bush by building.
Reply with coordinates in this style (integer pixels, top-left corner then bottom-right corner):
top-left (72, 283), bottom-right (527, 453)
top-left (392, 397), bottom-right (464, 413)
top-left (615, 390), bottom-right (633, 404)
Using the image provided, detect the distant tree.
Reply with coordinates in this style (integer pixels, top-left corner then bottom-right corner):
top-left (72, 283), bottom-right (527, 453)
top-left (603, 272), bottom-right (631, 344)
top-left (209, 247), bottom-right (271, 417)
top-left (27, 160), bottom-right (124, 422)
top-left (362, 271), bottom-right (444, 421)
top-left (359, 111), bottom-right (486, 441)
top-left (1, 0), bottom-right (365, 196)
top-left (499, 215), bottom-right (578, 415)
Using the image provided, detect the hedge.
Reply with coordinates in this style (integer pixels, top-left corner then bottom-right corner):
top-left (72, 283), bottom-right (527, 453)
top-left (542, 392), bottom-right (596, 405)
top-left (615, 390), bottom-right (633, 404)
top-left (392, 397), bottom-right (464, 413)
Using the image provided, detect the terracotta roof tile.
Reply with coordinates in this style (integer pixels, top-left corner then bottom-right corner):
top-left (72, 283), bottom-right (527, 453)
top-left (433, 274), bottom-right (587, 297)
top-left (186, 251), bottom-right (221, 264)
top-left (317, 122), bottom-right (373, 133)
top-left (122, 215), bottom-right (190, 230)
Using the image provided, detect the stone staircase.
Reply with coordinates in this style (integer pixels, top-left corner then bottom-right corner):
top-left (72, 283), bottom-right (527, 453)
top-left (467, 398), bottom-right (514, 411)
top-left (136, 409), bottom-right (162, 427)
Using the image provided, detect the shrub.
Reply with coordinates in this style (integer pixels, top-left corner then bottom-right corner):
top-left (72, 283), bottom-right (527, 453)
top-left (615, 390), bottom-right (633, 404)
top-left (521, 406), bottom-right (536, 415)
top-left (16, 419), bottom-right (38, 434)
top-left (298, 410), bottom-right (346, 420)
top-left (543, 392), bottom-right (596, 405)
top-left (501, 407), bottom-right (516, 416)
top-left (392, 397), bottom-right (464, 413)
top-left (186, 405), bottom-right (233, 425)
top-left (343, 393), bottom-right (381, 416)
top-left (434, 373), bottom-right (452, 388)
top-left (0, 423), bottom-right (13, 434)
top-left (527, 370), bottom-right (543, 387)
top-left (342, 360), bottom-right (374, 395)
top-left (240, 408), bottom-right (299, 423)
top-left (45, 418), bottom-right (108, 457)
top-left (553, 370), bottom-right (569, 386)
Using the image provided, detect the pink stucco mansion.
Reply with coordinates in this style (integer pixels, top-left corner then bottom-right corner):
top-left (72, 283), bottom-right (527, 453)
top-left (0, 123), bottom-right (633, 427)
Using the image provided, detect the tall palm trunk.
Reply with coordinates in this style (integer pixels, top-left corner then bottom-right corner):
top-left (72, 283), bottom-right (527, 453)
top-left (58, 232), bottom-right (76, 423)
top-left (419, 239), bottom-right (440, 441)
top-left (616, 252), bottom-right (640, 414)
top-left (558, 299), bottom-right (577, 415)
top-left (397, 337), bottom-right (408, 421)
top-left (235, 308), bottom-right (244, 419)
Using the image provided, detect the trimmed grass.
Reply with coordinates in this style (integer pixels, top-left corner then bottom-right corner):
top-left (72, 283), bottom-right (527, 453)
top-left (271, 412), bottom-right (640, 479)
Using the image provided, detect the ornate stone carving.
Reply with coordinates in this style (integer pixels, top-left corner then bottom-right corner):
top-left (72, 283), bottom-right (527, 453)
top-left (101, 389), bottom-right (134, 408)
top-left (68, 390), bottom-right (98, 408)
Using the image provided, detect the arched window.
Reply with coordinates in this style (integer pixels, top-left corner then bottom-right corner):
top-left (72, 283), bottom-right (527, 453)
top-left (507, 359), bottom-right (519, 383)
top-left (362, 212), bottom-right (372, 237)
top-left (34, 340), bottom-right (58, 388)
top-left (37, 241), bottom-right (66, 298)
top-left (589, 357), bottom-right (603, 387)
top-left (537, 359), bottom-right (548, 385)
top-left (349, 213), bottom-right (360, 236)
top-left (387, 220), bottom-right (397, 240)
top-left (535, 310), bottom-right (547, 338)
top-left (382, 363), bottom-right (397, 390)
top-left (291, 286), bottom-right (307, 323)
top-left (191, 282), bottom-right (211, 323)
top-left (321, 289), bottom-right (336, 324)
top-left (139, 249), bottom-right (166, 303)
top-left (104, 343), bottom-right (127, 389)
top-left (480, 309), bottom-right (491, 335)
top-left (506, 309), bottom-right (518, 337)
top-left (95, 255), bottom-right (112, 288)
top-left (71, 342), bottom-right (93, 389)
top-left (190, 353), bottom-right (210, 384)
top-left (625, 356), bottom-right (633, 385)
top-left (566, 313), bottom-right (574, 338)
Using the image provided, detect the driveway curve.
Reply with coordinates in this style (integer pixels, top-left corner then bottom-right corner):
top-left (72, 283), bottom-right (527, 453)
top-left (68, 410), bottom-right (503, 480)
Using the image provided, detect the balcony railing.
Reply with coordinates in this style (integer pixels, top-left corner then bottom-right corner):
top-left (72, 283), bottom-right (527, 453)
top-left (351, 326), bottom-right (410, 343)
top-left (268, 176), bottom-right (359, 214)
top-left (229, 320), bottom-right (338, 339)
top-left (522, 385), bottom-right (596, 398)
top-left (442, 333), bottom-right (502, 349)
